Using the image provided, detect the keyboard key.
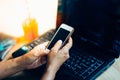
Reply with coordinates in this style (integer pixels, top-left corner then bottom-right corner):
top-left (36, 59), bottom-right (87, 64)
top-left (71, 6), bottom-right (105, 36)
top-left (34, 41), bottom-right (38, 45)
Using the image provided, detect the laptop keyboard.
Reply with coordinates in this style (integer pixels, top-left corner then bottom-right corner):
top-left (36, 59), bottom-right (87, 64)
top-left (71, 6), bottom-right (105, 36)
top-left (63, 49), bottom-right (104, 80)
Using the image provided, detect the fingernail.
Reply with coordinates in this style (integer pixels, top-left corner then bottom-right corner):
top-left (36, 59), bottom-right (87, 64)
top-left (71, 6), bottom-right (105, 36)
top-left (58, 40), bottom-right (62, 44)
top-left (46, 49), bottom-right (50, 53)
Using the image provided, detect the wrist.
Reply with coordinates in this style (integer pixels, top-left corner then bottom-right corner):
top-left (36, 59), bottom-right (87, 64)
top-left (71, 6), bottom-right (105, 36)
top-left (14, 57), bottom-right (27, 70)
top-left (41, 65), bottom-right (57, 80)
top-left (46, 64), bottom-right (59, 74)
top-left (42, 65), bottom-right (57, 80)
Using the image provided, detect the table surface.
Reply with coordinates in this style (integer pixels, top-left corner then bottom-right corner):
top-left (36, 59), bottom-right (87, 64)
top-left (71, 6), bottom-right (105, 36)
top-left (97, 57), bottom-right (120, 80)
top-left (1, 32), bottom-right (120, 80)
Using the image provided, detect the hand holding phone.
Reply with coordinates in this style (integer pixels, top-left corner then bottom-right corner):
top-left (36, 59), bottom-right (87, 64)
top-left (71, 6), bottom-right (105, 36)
top-left (46, 24), bottom-right (74, 50)
top-left (12, 24), bottom-right (74, 58)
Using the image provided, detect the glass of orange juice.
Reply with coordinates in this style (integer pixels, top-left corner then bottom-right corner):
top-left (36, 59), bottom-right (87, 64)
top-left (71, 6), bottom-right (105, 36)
top-left (22, 18), bottom-right (38, 41)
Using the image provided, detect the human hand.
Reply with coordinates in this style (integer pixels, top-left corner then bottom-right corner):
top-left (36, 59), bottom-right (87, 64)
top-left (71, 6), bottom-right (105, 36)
top-left (15, 42), bottom-right (49, 70)
top-left (0, 42), bottom-right (50, 80)
top-left (46, 37), bottom-right (73, 72)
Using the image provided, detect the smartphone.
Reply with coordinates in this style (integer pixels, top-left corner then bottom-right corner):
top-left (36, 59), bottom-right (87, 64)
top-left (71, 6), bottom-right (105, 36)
top-left (46, 23), bottom-right (74, 50)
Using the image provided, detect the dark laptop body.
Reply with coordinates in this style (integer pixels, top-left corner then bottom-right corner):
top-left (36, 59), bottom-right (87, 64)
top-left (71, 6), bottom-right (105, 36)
top-left (54, 0), bottom-right (120, 80)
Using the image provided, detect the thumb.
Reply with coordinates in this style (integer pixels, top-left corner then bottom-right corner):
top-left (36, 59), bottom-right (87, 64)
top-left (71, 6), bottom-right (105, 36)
top-left (40, 41), bottom-right (49, 48)
top-left (29, 42), bottom-right (49, 57)
top-left (51, 40), bottom-right (62, 51)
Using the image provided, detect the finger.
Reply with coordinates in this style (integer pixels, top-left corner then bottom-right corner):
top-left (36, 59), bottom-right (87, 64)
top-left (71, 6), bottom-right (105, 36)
top-left (40, 56), bottom-right (47, 64)
top-left (38, 41), bottom-right (49, 48)
top-left (52, 40), bottom-right (62, 51)
top-left (62, 37), bottom-right (73, 50)
top-left (29, 42), bottom-right (49, 58)
top-left (3, 55), bottom-right (13, 61)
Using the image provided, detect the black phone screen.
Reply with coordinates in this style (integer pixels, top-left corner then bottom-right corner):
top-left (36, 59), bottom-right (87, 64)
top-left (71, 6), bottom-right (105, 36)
top-left (47, 28), bottom-right (70, 49)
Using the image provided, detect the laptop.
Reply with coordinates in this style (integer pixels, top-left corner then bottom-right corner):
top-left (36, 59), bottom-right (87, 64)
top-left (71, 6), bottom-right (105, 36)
top-left (53, 0), bottom-right (120, 80)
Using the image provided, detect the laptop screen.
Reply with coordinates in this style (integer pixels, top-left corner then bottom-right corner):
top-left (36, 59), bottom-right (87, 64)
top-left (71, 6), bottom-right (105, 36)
top-left (59, 0), bottom-right (120, 57)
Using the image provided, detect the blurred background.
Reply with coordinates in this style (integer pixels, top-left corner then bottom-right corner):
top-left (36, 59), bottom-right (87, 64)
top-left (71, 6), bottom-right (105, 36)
top-left (0, 0), bottom-right (58, 40)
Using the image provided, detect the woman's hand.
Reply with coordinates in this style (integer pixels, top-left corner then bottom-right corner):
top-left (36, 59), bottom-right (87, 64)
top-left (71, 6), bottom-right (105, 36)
top-left (47, 37), bottom-right (72, 71)
top-left (41, 37), bottom-right (73, 80)
top-left (16, 42), bottom-right (49, 69)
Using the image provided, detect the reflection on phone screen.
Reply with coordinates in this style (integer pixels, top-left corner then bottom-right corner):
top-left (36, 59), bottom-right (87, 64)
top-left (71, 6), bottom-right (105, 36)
top-left (47, 28), bottom-right (70, 49)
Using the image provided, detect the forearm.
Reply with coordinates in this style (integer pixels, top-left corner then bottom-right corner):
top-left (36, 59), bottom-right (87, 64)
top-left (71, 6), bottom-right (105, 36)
top-left (41, 65), bottom-right (58, 80)
top-left (0, 58), bottom-right (24, 79)
top-left (41, 71), bottom-right (56, 80)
